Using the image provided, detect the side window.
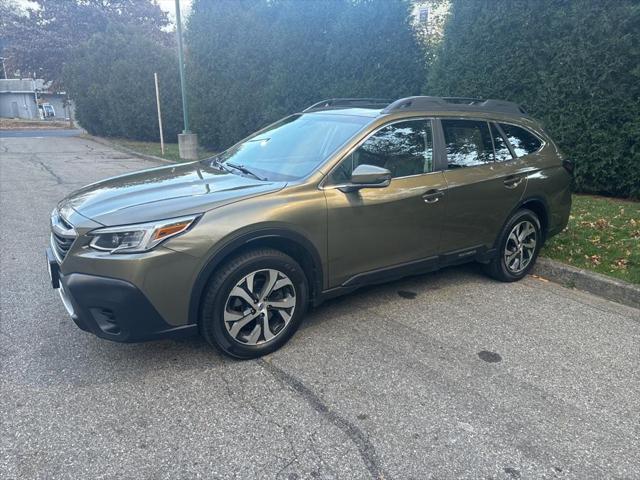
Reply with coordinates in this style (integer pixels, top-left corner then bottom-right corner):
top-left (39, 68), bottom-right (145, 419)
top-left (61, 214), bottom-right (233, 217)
top-left (499, 123), bottom-right (542, 157)
top-left (441, 119), bottom-right (494, 168)
top-left (490, 123), bottom-right (513, 162)
top-left (330, 119), bottom-right (433, 183)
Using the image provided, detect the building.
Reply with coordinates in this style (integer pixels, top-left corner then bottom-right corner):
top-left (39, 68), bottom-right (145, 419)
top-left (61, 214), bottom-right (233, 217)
top-left (412, 1), bottom-right (450, 42)
top-left (0, 78), bottom-right (72, 120)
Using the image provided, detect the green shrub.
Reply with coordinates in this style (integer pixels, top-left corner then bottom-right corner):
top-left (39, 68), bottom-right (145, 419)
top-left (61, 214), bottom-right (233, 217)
top-left (428, 0), bottom-right (640, 198)
top-left (63, 26), bottom-right (182, 141)
top-left (186, 0), bottom-right (426, 150)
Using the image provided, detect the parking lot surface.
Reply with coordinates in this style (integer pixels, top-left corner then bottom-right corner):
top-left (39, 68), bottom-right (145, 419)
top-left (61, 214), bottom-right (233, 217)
top-left (1, 132), bottom-right (639, 479)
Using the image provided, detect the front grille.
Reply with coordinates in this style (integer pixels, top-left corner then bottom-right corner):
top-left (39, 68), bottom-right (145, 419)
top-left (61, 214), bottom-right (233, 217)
top-left (50, 208), bottom-right (77, 262)
top-left (52, 232), bottom-right (75, 260)
top-left (58, 214), bottom-right (73, 231)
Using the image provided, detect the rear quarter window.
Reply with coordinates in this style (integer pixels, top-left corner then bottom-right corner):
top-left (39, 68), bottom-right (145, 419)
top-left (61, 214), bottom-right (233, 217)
top-left (499, 123), bottom-right (543, 157)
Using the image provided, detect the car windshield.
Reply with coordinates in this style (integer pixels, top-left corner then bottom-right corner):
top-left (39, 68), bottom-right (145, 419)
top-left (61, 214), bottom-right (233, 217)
top-left (209, 113), bottom-right (371, 181)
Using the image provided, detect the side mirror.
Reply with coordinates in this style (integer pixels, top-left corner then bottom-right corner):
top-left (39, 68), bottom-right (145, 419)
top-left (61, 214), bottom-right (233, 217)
top-left (340, 164), bottom-right (391, 192)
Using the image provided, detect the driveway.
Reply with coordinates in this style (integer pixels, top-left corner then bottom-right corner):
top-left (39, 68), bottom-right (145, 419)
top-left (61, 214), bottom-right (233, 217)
top-left (1, 132), bottom-right (639, 479)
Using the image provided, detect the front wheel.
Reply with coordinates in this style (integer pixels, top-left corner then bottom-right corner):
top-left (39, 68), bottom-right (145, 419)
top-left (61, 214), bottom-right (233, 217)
top-left (483, 209), bottom-right (541, 282)
top-left (200, 248), bottom-right (308, 359)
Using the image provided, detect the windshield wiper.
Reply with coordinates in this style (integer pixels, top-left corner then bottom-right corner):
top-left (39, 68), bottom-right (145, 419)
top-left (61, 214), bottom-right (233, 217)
top-left (209, 157), bottom-right (267, 181)
top-left (226, 162), bottom-right (267, 181)
top-left (209, 157), bottom-right (228, 171)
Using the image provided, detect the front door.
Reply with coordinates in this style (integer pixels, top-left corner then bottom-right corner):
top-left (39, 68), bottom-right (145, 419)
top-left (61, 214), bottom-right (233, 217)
top-left (438, 119), bottom-right (530, 253)
top-left (323, 119), bottom-right (448, 288)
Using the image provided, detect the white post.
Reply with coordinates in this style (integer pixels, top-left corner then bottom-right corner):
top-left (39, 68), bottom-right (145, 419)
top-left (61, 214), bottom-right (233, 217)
top-left (154, 72), bottom-right (165, 155)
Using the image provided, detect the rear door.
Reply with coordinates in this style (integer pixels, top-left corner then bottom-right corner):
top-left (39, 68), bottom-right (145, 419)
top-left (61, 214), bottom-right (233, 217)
top-left (438, 118), bottom-right (530, 253)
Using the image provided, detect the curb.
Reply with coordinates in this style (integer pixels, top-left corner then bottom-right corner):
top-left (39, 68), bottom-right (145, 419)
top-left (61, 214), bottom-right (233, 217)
top-left (83, 135), bottom-right (176, 165)
top-left (533, 257), bottom-right (640, 310)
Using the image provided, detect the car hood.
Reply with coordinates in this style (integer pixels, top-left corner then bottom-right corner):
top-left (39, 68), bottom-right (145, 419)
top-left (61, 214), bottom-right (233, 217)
top-left (60, 161), bottom-right (286, 226)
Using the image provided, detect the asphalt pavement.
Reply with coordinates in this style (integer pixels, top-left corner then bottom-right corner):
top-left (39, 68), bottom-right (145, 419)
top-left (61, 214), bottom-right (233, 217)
top-left (1, 132), bottom-right (639, 479)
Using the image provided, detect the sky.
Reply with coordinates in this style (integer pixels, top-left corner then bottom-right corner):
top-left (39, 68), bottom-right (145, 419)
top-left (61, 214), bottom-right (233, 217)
top-left (157, 0), bottom-right (193, 21)
top-left (13, 0), bottom-right (193, 22)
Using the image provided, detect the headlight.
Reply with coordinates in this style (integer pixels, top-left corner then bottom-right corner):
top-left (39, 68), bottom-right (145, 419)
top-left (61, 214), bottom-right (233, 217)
top-left (88, 215), bottom-right (200, 254)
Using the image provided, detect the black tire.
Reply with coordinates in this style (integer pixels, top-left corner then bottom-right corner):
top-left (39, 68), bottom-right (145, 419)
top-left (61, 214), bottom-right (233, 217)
top-left (200, 248), bottom-right (308, 359)
top-left (483, 208), bottom-right (542, 282)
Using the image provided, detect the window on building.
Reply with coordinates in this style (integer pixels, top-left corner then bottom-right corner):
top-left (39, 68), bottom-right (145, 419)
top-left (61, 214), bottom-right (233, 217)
top-left (419, 7), bottom-right (429, 24)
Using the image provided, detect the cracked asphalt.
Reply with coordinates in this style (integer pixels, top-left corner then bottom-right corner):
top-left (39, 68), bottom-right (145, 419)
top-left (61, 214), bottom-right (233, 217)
top-left (1, 131), bottom-right (640, 479)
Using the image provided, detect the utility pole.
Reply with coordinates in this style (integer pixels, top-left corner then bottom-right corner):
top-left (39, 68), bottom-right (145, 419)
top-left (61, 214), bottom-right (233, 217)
top-left (66, 92), bottom-right (74, 128)
top-left (175, 0), bottom-right (198, 160)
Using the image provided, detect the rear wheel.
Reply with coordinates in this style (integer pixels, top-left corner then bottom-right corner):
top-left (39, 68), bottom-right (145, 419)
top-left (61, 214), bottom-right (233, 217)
top-left (483, 209), bottom-right (541, 282)
top-left (200, 248), bottom-right (308, 359)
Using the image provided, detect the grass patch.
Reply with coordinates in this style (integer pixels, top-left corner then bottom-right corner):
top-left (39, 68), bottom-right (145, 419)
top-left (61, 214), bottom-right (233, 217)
top-left (0, 118), bottom-right (72, 129)
top-left (542, 194), bottom-right (640, 284)
top-left (109, 138), bottom-right (215, 163)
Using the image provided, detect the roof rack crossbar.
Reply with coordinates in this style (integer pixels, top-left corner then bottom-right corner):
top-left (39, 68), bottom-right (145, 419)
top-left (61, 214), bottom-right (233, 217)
top-left (303, 98), bottom-right (392, 112)
top-left (441, 97), bottom-right (485, 104)
top-left (382, 96), bottom-right (527, 116)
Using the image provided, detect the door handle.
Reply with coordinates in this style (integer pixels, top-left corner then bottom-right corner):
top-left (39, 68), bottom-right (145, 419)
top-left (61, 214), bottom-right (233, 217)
top-left (503, 175), bottom-right (524, 189)
top-left (422, 189), bottom-right (444, 203)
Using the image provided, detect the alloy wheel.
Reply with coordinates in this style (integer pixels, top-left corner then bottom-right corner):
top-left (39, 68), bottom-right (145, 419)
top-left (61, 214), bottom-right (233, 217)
top-left (503, 220), bottom-right (537, 273)
top-left (223, 269), bottom-right (296, 345)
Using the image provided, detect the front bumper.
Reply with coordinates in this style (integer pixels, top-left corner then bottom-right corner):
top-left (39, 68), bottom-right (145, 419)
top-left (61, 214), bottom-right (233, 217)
top-left (48, 248), bottom-right (197, 342)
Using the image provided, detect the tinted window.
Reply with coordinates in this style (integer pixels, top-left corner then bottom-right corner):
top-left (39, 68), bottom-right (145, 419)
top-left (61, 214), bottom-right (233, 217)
top-left (330, 119), bottom-right (433, 183)
top-left (442, 120), bottom-right (494, 168)
top-left (491, 123), bottom-right (513, 162)
top-left (499, 123), bottom-right (542, 157)
top-left (213, 113), bottom-right (370, 181)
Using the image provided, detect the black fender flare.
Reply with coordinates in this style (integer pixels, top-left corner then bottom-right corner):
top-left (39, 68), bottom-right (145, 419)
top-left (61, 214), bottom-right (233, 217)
top-left (494, 195), bottom-right (550, 249)
top-left (188, 228), bottom-right (324, 325)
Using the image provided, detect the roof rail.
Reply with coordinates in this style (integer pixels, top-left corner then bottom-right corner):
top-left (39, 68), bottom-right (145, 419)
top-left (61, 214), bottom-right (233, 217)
top-left (303, 98), bottom-right (392, 112)
top-left (382, 96), bottom-right (528, 116)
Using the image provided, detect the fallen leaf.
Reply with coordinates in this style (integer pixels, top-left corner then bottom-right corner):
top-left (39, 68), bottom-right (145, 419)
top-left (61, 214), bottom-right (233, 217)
top-left (586, 254), bottom-right (601, 265)
top-left (614, 258), bottom-right (629, 269)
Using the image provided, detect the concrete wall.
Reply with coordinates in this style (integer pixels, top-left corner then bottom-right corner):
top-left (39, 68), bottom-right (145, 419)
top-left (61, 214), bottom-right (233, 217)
top-left (0, 92), bottom-right (39, 119)
top-left (0, 92), bottom-right (71, 120)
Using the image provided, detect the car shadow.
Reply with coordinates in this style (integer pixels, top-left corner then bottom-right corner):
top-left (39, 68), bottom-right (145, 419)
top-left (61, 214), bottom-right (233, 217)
top-left (301, 262), bottom-right (487, 330)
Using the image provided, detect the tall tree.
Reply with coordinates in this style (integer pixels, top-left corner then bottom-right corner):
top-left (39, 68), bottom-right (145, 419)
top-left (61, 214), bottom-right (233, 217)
top-left (63, 25), bottom-right (182, 141)
top-left (1, 0), bottom-right (170, 85)
top-left (0, 0), bottom-right (21, 78)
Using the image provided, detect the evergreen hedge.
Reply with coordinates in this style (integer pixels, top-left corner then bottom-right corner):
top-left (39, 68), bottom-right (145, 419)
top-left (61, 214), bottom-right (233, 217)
top-left (63, 26), bottom-right (183, 141)
top-left (186, 0), bottom-right (426, 149)
top-left (64, 1), bottom-right (639, 199)
top-left (428, 0), bottom-right (640, 198)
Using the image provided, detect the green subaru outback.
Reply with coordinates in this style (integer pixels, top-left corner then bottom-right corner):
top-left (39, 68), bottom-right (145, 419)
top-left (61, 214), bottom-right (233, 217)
top-left (47, 96), bottom-right (572, 358)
